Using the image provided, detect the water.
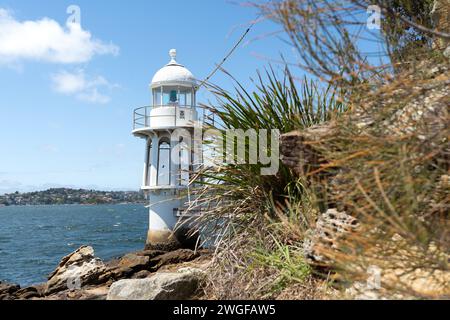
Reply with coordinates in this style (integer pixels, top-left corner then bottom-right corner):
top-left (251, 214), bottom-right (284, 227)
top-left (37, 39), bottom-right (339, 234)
top-left (0, 204), bottom-right (148, 286)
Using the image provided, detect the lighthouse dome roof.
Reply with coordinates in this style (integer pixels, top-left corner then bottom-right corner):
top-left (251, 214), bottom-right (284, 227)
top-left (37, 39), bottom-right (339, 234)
top-left (151, 49), bottom-right (196, 88)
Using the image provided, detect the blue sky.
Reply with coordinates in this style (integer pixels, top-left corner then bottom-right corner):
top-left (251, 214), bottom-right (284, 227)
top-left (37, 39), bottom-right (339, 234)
top-left (0, 1), bottom-right (383, 194)
top-left (0, 0), bottom-right (299, 194)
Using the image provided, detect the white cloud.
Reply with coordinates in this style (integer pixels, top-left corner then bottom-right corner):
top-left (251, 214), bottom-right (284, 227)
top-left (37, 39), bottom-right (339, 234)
top-left (51, 70), bottom-right (85, 94)
top-left (51, 69), bottom-right (117, 104)
top-left (0, 8), bottom-right (119, 65)
top-left (77, 88), bottom-right (111, 104)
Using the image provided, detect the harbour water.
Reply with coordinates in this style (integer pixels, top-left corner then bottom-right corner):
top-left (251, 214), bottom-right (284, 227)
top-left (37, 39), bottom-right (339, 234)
top-left (0, 204), bottom-right (148, 286)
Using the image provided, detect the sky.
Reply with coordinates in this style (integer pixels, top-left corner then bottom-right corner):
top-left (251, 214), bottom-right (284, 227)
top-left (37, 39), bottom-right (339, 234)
top-left (0, 1), bottom-right (383, 194)
top-left (0, 0), bottom-right (300, 194)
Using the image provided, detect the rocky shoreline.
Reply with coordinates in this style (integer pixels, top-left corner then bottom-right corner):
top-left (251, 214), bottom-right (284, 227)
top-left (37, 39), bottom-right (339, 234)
top-left (0, 246), bottom-right (211, 300)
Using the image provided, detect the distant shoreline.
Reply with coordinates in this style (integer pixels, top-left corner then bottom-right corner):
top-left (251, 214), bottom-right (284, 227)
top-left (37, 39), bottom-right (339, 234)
top-left (0, 188), bottom-right (147, 207)
top-left (0, 202), bottom-right (146, 208)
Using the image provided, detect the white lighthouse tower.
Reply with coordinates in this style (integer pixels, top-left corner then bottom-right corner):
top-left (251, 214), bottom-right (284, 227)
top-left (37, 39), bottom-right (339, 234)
top-left (132, 49), bottom-right (200, 250)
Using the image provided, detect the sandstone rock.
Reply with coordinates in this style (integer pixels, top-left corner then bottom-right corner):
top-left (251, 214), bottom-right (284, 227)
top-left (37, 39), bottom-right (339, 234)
top-left (0, 281), bottom-right (20, 300)
top-left (303, 209), bottom-right (358, 265)
top-left (118, 253), bottom-right (149, 271)
top-left (136, 249), bottom-right (166, 259)
top-left (79, 285), bottom-right (110, 300)
top-left (15, 284), bottom-right (44, 300)
top-left (280, 123), bottom-right (337, 176)
top-left (45, 246), bottom-right (107, 295)
top-left (3, 246), bottom-right (210, 300)
top-left (132, 270), bottom-right (151, 279)
top-left (106, 267), bottom-right (205, 300)
top-left (100, 266), bottom-right (134, 283)
top-left (99, 252), bottom-right (152, 282)
top-left (149, 249), bottom-right (200, 271)
top-left (43, 284), bottom-right (109, 301)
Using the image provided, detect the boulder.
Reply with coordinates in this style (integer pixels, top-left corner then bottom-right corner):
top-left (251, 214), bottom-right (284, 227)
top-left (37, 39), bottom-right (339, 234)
top-left (118, 253), bottom-right (149, 271)
top-left (107, 267), bottom-right (205, 300)
top-left (99, 252), bottom-right (152, 282)
top-left (45, 246), bottom-right (107, 295)
top-left (148, 249), bottom-right (200, 271)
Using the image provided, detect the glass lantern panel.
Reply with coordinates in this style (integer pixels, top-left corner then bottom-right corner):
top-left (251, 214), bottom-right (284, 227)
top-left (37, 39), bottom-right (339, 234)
top-left (179, 92), bottom-right (186, 106)
top-left (163, 87), bottom-right (179, 105)
top-left (186, 91), bottom-right (192, 107)
top-left (153, 89), bottom-right (162, 106)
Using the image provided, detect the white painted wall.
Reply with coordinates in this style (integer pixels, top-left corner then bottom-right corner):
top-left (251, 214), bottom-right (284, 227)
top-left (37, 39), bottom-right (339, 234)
top-left (148, 190), bottom-right (180, 232)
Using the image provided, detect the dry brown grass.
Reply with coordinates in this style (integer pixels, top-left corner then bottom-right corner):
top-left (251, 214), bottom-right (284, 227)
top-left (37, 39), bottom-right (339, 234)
top-left (305, 59), bottom-right (450, 299)
top-left (188, 0), bottom-right (449, 300)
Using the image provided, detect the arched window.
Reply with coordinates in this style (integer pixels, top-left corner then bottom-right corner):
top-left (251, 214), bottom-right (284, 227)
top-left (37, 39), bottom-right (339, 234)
top-left (157, 140), bottom-right (171, 186)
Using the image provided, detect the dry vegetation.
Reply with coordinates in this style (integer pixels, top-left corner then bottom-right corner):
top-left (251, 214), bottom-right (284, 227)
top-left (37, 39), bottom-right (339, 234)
top-left (183, 0), bottom-right (449, 300)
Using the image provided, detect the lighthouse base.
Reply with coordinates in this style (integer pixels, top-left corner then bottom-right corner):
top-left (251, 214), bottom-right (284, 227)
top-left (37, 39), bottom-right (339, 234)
top-left (145, 190), bottom-right (198, 251)
top-left (145, 227), bottom-right (198, 251)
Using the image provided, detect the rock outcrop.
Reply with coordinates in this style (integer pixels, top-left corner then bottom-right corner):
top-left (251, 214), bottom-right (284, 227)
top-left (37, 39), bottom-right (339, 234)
top-left (303, 209), bottom-right (359, 265)
top-left (107, 267), bottom-right (205, 300)
top-left (280, 62), bottom-right (449, 179)
top-left (45, 246), bottom-right (107, 295)
top-left (2, 246), bottom-right (210, 300)
top-left (149, 249), bottom-right (200, 272)
top-left (0, 281), bottom-right (20, 300)
top-left (280, 123), bottom-right (336, 176)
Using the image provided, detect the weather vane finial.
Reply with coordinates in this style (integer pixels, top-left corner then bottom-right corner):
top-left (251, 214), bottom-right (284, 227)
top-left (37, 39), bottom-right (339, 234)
top-left (169, 49), bottom-right (177, 63)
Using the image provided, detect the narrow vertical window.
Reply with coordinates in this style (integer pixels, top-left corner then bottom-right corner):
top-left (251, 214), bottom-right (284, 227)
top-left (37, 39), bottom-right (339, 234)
top-left (158, 141), bottom-right (171, 186)
top-left (146, 141), bottom-right (152, 186)
top-left (179, 139), bottom-right (190, 186)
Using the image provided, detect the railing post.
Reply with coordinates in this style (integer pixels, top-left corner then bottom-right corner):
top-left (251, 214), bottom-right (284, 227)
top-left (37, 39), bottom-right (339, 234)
top-left (145, 106), bottom-right (148, 127)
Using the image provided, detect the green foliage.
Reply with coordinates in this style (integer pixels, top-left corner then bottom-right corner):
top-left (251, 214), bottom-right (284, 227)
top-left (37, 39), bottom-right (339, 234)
top-left (201, 67), bottom-right (346, 206)
top-left (214, 68), bottom-right (345, 132)
top-left (201, 0), bottom-right (448, 300)
top-left (195, 67), bottom-right (345, 298)
top-left (251, 236), bottom-right (311, 295)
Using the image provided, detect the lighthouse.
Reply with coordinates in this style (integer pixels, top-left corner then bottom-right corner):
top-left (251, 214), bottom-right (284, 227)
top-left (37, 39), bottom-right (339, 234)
top-left (132, 49), bottom-right (201, 250)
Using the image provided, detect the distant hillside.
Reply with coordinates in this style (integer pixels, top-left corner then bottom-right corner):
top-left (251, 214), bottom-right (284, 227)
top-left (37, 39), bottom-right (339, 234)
top-left (0, 188), bottom-right (146, 206)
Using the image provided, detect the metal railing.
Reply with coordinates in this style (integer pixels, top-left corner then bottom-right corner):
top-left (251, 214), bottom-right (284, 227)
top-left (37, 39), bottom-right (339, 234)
top-left (133, 105), bottom-right (219, 131)
top-left (133, 105), bottom-right (196, 130)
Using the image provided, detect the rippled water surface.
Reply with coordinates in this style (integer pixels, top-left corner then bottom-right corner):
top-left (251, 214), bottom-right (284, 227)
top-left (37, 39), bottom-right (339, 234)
top-left (0, 204), bottom-right (148, 286)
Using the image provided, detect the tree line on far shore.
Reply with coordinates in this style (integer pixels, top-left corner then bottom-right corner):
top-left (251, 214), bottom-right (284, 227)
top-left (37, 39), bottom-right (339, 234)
top-left (0, 188), bottom-right (146, 206)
